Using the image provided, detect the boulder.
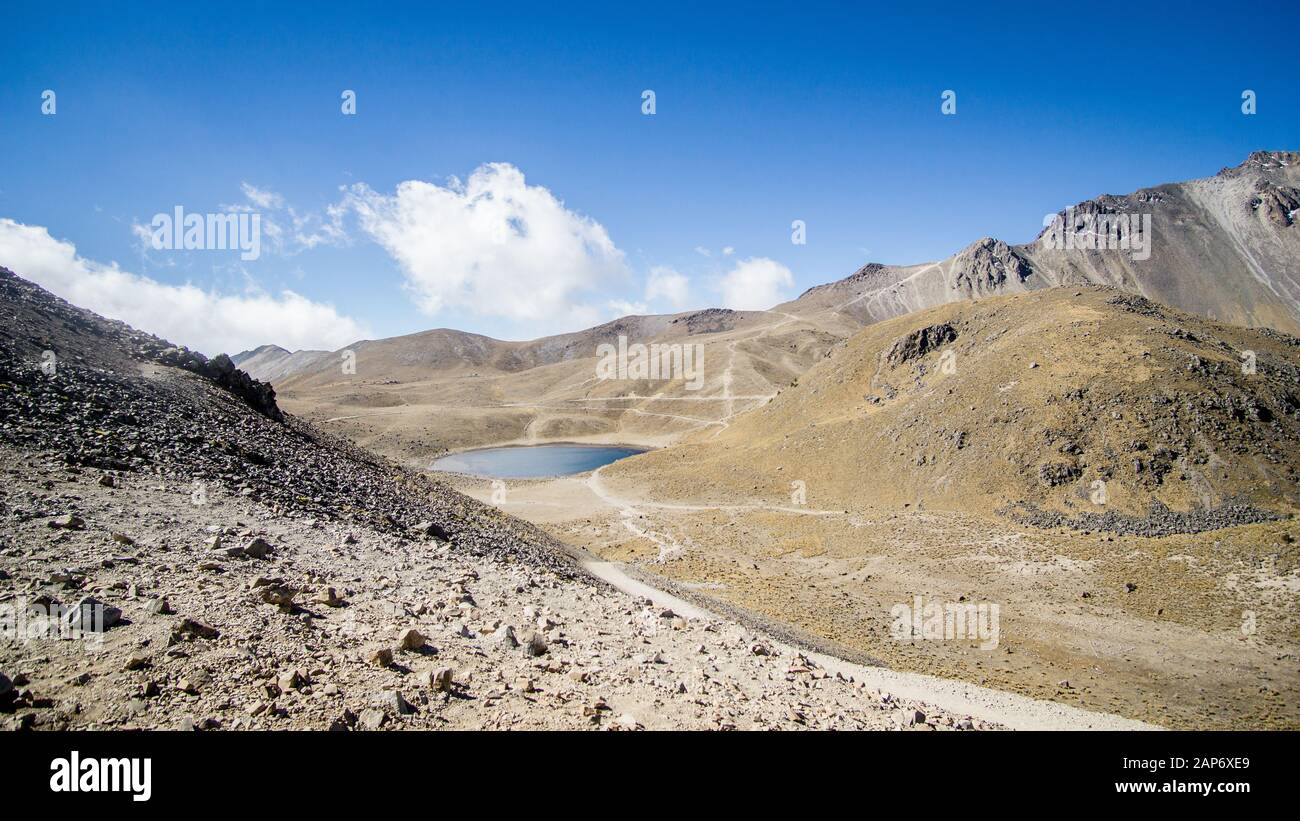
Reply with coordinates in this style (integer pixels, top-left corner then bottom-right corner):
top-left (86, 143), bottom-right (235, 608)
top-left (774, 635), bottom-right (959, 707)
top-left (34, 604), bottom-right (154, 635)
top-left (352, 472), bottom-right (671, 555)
top-left (359, 709), bottom-right (387, 730)
top-left (372, 690), bottom-right (415, 716)
top-left (242, 537), bottom-right (273, 559)
top-left (412, 521), bottom-right (451, 542)
top-left (48, 514), bottom-right (85, 530)
top-left (397, 628), bottom-right (427, 652)
top-left (65, 596), bottom-right (122, 632)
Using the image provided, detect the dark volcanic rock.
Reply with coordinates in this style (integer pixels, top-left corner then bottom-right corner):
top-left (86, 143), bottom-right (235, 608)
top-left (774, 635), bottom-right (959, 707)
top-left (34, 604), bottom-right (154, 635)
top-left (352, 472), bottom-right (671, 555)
top-left (671, 308), bottom-right (739, 335)
top-left (0, 266), bottom-right (578, 576)
top-left (1001, 500), bottom-right (1287, 537)
top-left (884, 323), bottom-right (959, 366)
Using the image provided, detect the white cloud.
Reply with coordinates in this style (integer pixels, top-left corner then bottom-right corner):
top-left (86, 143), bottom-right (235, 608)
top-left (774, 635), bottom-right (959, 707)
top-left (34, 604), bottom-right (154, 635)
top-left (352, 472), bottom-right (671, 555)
top-left (718, 257), bottom-right (794, 310)
top-left (0, 218), bottom-right (369, 356)
top-left (242, 182), bottom-right (349, 256)
top-left (134, 183), bottom-right (346, 259)
top-left (342, 163), bottom-right (628, 329)
top-left (239, 182), bottom-right (284, 210)
top-left (645, 265), bottom-right (691, 309)
top-left (693, 246), bottom-right (712, 258)
top-left (607, 298), bottom-right (648, 317)
top-left (294, 201), bottom-right (348, 250)
top-left (722, 246), bottom-right (735, 256)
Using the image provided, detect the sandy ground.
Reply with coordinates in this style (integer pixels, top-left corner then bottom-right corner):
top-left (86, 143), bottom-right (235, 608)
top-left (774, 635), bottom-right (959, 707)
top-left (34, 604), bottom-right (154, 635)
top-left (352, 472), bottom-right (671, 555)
top-left (576, 555), bottom-right (1152, 730)
top-left (442, 462), bottom-right (1299, 730)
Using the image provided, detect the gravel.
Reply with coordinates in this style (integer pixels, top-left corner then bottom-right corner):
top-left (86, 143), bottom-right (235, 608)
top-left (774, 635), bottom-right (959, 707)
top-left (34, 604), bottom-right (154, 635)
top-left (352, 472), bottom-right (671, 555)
top-left (1001, 499), bottom-right (1287, 537)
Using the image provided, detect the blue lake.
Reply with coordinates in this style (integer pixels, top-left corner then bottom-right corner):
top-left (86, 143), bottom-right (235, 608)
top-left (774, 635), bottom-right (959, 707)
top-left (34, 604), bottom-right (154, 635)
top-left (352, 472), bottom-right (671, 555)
top-left (430, 443), bottom-right (647, 478)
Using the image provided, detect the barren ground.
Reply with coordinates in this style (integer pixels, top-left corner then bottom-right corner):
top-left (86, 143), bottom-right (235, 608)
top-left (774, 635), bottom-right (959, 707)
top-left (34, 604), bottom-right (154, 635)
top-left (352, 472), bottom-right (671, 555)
top-left (440, 467), bottom-right (1297, 730)
top-left (3, 448), bottom-right (1153, 731)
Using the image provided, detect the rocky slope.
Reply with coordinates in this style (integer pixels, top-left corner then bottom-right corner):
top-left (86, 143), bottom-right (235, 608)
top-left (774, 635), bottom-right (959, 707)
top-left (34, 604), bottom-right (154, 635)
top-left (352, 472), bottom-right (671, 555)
top-left (2, 457), bottom-right (1004, 731)
top-left (608, 285), bottom-right (1300, 528)
top-left (0, 267), bottom-right (573, 574)
top-left (0, 267), bottom-right (1011, 731)
top-left (788, 151), bottom-right (1300, 334)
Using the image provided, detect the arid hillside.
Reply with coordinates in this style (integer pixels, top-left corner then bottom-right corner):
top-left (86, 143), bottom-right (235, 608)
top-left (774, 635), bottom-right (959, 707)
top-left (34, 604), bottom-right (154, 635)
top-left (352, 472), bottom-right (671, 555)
top-left (237, 152), bottom-right (1300, 464)
top-left (522, 286), bottom-right (1300, 729)
top-left (0, 267), bottom-right (572, 572)
top-left (607, 286), bottom-right (1300, 527)
top-left (2, 267), bottom-right (1033, 732)
top-left (248, 308), bottom-right (842, 465)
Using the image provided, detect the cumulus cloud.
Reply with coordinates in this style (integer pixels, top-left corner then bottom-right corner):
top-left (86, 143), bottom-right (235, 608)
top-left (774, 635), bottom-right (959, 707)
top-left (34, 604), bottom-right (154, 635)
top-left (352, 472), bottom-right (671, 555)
top-left (0, 218), bottom-right (368, 356)
top-left (132, 184), bottom-right (347, 260)
top-left (240, 183), bottom-right (349, 255)
top-left (342, 163), bottom-right (628, 327)
top-left (718, 257), bottom-right (794, 310)
top-left (239, 182), bottom-right (284, 210)
top-left (645, 265), bottom-right (691, 309)
top-left (607, 298), bottom-right (648, 317)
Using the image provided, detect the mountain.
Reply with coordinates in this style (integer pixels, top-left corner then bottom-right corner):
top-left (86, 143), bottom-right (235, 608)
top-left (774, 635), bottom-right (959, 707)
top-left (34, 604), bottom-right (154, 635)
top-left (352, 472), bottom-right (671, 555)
top-left (231, 343), bottom-right (287, 365)
top-left (243, 314), bottom-right (713, 387)
top-left (232, 344), bottom-right (334, 385)
top-left (606, 285), bottom-right (1300, 526)
top-left (242, 151), bottom-right (1300, 464)
top-left (582, 285), bottom-right (1300, 730)
top-left (253, 307), bottom-right (836, 464)
top-left (0, 266), bottom-right (1008, 731)
top-left (785, 151), bottom-right (1300, 333)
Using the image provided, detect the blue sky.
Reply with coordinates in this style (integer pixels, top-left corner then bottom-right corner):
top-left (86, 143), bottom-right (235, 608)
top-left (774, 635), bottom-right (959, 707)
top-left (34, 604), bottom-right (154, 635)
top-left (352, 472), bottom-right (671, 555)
top-left (1, 0), bottom-right (1297, 354)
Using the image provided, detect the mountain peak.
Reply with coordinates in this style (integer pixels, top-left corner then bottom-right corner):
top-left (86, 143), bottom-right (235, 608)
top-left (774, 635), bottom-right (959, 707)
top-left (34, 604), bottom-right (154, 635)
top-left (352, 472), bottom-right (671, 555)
top-left (1221, 150), bottom-right (1299, 176)
top-left (233, 344), bottom-right (290, 364)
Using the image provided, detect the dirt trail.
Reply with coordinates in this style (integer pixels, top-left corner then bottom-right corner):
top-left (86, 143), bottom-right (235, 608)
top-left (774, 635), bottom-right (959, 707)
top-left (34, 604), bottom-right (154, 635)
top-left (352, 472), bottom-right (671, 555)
top-left (577, 551), bottom-right (1154, 730)
top-left (448, 468), bottom-right (1164, 730)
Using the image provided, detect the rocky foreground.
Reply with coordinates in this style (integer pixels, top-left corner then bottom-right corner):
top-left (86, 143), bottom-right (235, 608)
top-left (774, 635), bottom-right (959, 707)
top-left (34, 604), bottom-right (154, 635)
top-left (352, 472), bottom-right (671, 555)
top-left (0, 453), bottom-right (997, 730)
top-left (0, 267), bottom-right (997, 731)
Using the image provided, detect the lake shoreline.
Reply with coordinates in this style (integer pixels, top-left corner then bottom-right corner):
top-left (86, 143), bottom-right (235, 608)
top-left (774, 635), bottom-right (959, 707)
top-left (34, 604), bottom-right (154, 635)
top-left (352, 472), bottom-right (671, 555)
top-left (430, 442), bottom-right (650, 479)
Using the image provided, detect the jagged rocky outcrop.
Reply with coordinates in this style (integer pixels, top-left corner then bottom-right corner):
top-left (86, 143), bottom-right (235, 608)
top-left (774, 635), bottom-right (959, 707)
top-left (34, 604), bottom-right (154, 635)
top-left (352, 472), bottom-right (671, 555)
top-left (786, 150), bottom-right (1300, 334)
top-left (884, 322), bottom-right (958, 366)
top-left (157, 349), bottom-right (282, 421)
top-left (671, 308), bottom-right (739, 335)
top-left (949, 238), bottom-right (1034, 294)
